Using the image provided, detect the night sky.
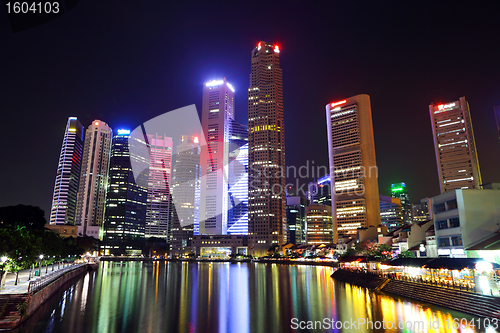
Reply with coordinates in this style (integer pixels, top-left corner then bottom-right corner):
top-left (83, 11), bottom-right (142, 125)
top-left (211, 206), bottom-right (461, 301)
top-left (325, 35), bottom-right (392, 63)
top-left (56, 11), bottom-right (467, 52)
top-left (1, 1), bottom-right (499, 218)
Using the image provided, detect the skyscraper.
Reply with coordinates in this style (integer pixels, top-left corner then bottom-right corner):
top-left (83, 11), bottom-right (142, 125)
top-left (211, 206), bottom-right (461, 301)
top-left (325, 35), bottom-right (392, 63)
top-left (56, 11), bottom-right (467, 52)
top-left (199, 78), bottom-right (235, 235)
top-left (76, 120), bottom-right (113, 238)
top-left (170, 135), bottom-right (201, 255)
top-left (305, 204), bottom-right (333, 245)
top-left (227, 120), bottom-right (249, 235)
top-left (286, 195), bottom-right (307, 245)
top-left (326, 94), bottom-right (381, 242)
top-left (102, 129), bottom-right (148, 255)
top-left (390, 182), bottom-right (412, 223)
top-left (379, 195), bottom-right (404, 231)
top-left (50, 117), bottom-right (84, 225)
top-left (145, 134), bottom-right (173, 240)
top-left (248, 41), bottom-right (286, 256)
top-left (429, 97), bottom-right (482, 193)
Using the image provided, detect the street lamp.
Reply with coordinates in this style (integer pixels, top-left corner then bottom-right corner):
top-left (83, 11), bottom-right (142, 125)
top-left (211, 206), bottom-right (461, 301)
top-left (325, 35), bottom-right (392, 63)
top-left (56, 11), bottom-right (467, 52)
top-left (39, 254), bottom-right (44, 276)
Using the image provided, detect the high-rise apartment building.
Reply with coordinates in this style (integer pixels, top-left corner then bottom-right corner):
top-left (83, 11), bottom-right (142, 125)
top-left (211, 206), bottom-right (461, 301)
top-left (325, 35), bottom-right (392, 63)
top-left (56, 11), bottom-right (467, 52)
top-left (248, 41), bottom-right (286, 256)
top-left (76, 120), bottom-right (113, 238)
top-left (391, 182), bottom-right (412, 224)
top-left (50, 117), bottom-right (84, 225)
top-left (170, 135), bottom-right (201, 255)
top-left (199, 78), bottom-right (235, 235)
top-left (305, 204), bottom-right (333, 245)
top-left (429, 97), bottom-right (482, 193)
top-left (145, 134), bottom-right (173, 240)
top-left (102, 130), bottom-right (148, 255)
top-left (326, 94), bottom-right (381, 242)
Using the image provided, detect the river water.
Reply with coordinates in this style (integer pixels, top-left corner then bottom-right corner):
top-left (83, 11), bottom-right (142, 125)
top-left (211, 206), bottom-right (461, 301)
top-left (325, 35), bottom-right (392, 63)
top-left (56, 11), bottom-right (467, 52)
top-left (11, 261), bottom-right (499, 333)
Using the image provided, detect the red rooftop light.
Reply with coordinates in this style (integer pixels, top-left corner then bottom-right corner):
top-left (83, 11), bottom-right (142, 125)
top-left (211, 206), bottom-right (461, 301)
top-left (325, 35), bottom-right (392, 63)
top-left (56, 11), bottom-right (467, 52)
top-left (330, 100), bottom-right (347, 108)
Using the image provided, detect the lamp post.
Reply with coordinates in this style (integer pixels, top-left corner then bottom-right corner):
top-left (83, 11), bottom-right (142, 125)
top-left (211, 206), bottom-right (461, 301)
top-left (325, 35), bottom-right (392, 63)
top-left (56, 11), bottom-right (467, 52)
top-left (39, 254), bottom-right (44, 276)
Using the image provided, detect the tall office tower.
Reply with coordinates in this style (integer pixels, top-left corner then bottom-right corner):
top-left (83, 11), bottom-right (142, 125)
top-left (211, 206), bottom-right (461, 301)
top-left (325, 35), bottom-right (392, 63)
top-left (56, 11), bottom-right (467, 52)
top-left (76, 120), bottom-right (113, 238)
top-left (170, 135), bottom-right (201, 255)
top-left (326, 94), bottom-right (381, 242)
top-left (102, 130), bottom-right (148, 255)
top-left (50, 117), bottom-right (84, 225)
top-left (199, 78), bottom-right (235, 235)
top-left (379, 195), bottom-right (404, 232)
top-left (286, 195), bottom-right (307, 245)
top-left (145, 134), bottom-right (173, 240)
top-left (390, 182), bottom-right (412, 223)
top-left (227, 120), bottom-right (249, 235)
top-left (248, 41), bottom-right (285, 256)
top-left (305, 204), bottom-right (333, 245)
top-left (429, 97), bottom-right (482, 193)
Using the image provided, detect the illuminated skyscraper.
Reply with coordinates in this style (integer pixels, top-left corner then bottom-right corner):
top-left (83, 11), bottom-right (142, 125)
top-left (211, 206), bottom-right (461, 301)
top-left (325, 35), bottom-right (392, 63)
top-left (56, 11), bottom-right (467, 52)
top-left (227, 120), bottom-right (248, 235)
top-left (429, 97), bottom-right (482, 193)
top-left (102, 130), bottom-right (148, 255)
top-left (50, 117), bottom-right (84, 225)
top-left (76, 120), bottom-right (113, 238)
top-left (170, 135), bottom-right (201, 255)
top-left (286, 195), bottom-right (307, 245)
top-left (326, 94), bottom-right (381, 241)
top-left (145, 134), bottom-right (173, 240)
top-left (390, 182), bottom-right (412, 223)
top-left (305, 204), bottom-right (333, 245)
top-left (199, 78), bottom-right (235, 235)
top-left (379, 195), bottom-right (404, 231)
top-left (248, 41), bottom-right (286, 256)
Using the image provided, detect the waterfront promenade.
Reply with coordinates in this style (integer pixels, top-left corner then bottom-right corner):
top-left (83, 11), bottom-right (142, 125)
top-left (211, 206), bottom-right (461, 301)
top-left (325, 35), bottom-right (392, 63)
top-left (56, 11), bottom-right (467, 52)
top-left (1, 262), bottom-right (76, 294)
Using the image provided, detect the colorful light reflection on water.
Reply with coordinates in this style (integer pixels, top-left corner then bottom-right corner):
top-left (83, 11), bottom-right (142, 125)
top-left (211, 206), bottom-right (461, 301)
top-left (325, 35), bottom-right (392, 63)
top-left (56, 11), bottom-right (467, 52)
top-left (13, 262), bottom-right (499, 333)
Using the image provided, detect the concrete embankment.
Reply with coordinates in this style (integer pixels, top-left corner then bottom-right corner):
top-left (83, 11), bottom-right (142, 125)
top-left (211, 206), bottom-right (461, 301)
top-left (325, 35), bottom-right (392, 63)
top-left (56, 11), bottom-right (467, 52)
top-left (331, 270), bottom-right (500, 319)
top-left (0, 264), bottom-right (92, 329)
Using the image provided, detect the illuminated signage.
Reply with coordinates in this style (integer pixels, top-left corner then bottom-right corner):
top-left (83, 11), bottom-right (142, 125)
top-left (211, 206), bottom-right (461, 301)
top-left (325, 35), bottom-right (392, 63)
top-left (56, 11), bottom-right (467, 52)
top-left (117, 129), bottom-right (131, 135)
top-left (68, 128), bottom-right (76, 132)
top-left (205, 80), bottom-right (224, 87)
top-left (258, 42), bottom-right (261, 50)
top-left (437, 103), bottom-right (456, 111)
top-left (330, 100), bottom-right (347, 108)
top-left (274, 45), bottom-right (280, 53)
top-left (227, 82), bottom-right (235, 92)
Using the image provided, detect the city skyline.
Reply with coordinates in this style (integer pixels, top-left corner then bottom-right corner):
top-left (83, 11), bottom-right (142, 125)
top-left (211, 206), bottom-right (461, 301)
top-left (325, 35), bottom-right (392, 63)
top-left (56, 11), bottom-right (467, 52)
top-left (1, 1), bottom-right (500, 218)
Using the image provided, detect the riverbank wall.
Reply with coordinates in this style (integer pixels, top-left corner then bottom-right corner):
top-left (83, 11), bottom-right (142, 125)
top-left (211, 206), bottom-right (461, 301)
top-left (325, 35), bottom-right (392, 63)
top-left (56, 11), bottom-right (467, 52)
top-left (331, 270), bottom-right (500, 319)
top-left (0, 264), bottom-right (91, 329)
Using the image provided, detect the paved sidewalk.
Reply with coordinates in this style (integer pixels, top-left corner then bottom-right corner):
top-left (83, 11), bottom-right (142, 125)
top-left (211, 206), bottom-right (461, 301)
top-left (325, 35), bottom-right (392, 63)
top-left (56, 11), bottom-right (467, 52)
top-left (0, 263), bottom-right (75, 294)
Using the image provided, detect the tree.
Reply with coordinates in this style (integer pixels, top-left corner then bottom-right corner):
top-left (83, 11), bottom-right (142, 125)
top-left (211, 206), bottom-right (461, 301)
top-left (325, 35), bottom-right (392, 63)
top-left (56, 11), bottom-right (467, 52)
top-left (397, 250), bottom-right (415, 258)
top-left (0, 205), bottom-right (47, 230)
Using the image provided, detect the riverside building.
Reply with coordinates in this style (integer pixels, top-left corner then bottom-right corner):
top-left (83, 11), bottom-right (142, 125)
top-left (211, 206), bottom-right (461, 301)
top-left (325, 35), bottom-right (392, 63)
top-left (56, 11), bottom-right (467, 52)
top-left (248, 41), bottom-right (286, 256)
top-left (76, 120), bottom-right (113, 238)
top-left (325, 94), bottom-right (381, 242)
top-left (49, 117), bottom-right (84, 225)
top-left (429, 97), bottom-right (482, 193)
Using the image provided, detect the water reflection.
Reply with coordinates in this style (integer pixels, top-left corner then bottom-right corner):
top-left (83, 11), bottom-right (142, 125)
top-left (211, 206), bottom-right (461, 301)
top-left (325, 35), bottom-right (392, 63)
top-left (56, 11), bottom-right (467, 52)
top-left (13, 262), bottom-right (498, 333)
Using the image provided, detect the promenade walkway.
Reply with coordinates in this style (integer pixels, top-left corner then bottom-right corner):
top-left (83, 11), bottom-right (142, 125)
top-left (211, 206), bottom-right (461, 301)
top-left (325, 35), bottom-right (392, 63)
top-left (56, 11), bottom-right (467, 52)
top-left (0, 262), bottom-right (76, 294)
